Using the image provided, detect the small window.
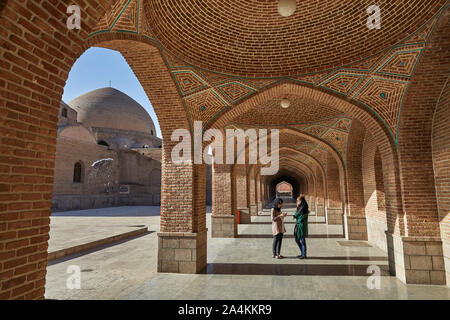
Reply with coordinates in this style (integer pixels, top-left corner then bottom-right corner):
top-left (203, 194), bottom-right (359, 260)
top-left (62, 108), bottom-right (68, 118)
top-left (98, 140), bottom-right (109, 147)
top-left (151, 130), bottom-right (154, 136)
top-left (73, 162), bottom-right (82, 183)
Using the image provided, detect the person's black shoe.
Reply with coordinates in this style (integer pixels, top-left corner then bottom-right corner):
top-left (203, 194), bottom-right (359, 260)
top-left (297, 255), bottom-right (306, 259)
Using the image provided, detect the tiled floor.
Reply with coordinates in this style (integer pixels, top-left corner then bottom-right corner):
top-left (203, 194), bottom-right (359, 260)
top-left (45, 206), bottom-right (450, 300)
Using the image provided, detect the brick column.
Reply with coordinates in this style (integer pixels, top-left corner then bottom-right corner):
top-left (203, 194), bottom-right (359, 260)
top-left (234, 165), bottom-right (250, 224)
top-left (309, 194), bottom-right (316, 214)
top-left (344, 121), bottom-right (368, 240)
top-left (157, 142), bottom-right (207, 273)
top-left (256, 173), bottom-right (263, 213)
top-left (264, 183), bottom-right (270, 209)
top-left (316, 167), bottom-right (326, 217)
top-left (211, 164), bottom-right (237, 238)
top-left (389, 14), bottom-right (448, 286)
top-left (326, 154), bottom-right (343, 225)
top-left (248, 168), bottom-right (258, 217)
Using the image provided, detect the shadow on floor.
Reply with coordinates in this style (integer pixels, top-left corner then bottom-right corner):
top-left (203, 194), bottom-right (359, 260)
top-left (238, 234), bottom-right (344, 239)
top-left (249, 221), bottom-right (296, 225)
top-left (47, 231), bottom-right (155, 266)
top-left (298, 256), bottom-right (388, 261)
top-left (248, 221), bottom-right (325, 225)
top-left (206, 263), bottom-right (391, 276)
top-left (51, 206), bottom-right (213, 217)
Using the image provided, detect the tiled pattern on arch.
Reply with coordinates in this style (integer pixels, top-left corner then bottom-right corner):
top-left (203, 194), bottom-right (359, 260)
top-left (184, 89), bottom-right (228, 123)
top-left (344, 50), bottom-right (388, 72)
top-left (197, 70), bottom-right (236, 86)
top-left (334, 118), bottom-right (352, 132)
top-left (91, 0), bottom-right (138, 34)
top-left (291, 71), bottom-right (332, 85)
top-left (304, 125), bottom-right (328, 137)
top-left (173, 70), bottom-right (208, 96)
top-left (88, 0), bottom-right (447, 147)
top-left (376, 49), bottom-right (423, 78)
top-left (319, 73), bottom-right (365, 96)
top-left (321, 129), bottom-right (349, 160)
top-left (353, 78), bottom-right (409, 140)
top-left (113, 0), bottom-right (140, 33)
top-left (216, 82), bottom-right (256, 104)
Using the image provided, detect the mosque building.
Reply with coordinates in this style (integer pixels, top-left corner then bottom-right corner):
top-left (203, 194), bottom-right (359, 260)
top-left (52, 87), bottom-right (211, 211)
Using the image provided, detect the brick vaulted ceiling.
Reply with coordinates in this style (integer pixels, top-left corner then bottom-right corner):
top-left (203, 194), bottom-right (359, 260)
top-left (230, 96), bottom-right (343, 126)
top-left (228, 117), bottom-right (352, 166)
top-left (143, 0), bottom-right (445, 78)
top-left (90, 0), bottom-right (448, 146)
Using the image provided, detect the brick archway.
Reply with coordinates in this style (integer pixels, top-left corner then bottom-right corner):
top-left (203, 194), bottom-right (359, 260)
top-left (395, 7), bottom-right (449, 285)
top-left (275, 181), bottom-right (294, 199)
top-left (397, 9), bottom-right (449, 238)
top-left (0, 2), bottom-right (203, 298)
top-left (0, 0), bottom-right (124, 300)
top-left (1, 0), bottom-right (448, 300)
top-left (362, 131), bottom-right (388, 251)
top-left (431, 79), bottom-right (450, 285)
top-left (277, 159), bottom-right (314, 197)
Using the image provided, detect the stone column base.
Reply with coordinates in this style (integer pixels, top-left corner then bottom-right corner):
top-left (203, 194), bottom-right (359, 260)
top-left (211, 215), bottom-right (237, 238)
top-left (316, 205), bottom-right (325, 217)
top-left (237, 208), bottom-right (251, 224)
top-left (327, 208), bottom-right (343, 225)
top-left (386, 232), bottom-right (446, 285)
top-left (344, 216), bottom-right (368, 240)
top-left (158, 230), bottom-right (207, 274)
top-left (257, 202), bottom-right (263, 213)
top-left (443, 240), bottom-right (450, 286)
top-left (250, 204), bottom-right (258, 217)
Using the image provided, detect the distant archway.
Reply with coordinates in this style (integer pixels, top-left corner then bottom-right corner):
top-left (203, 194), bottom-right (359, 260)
top-left (276, 181), bottom-right (293, 198)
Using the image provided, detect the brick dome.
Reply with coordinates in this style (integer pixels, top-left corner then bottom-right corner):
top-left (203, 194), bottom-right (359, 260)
top-left (144, 0), bottom-right (445, 77)
top-left (68, 87), bottom-right (156, 135)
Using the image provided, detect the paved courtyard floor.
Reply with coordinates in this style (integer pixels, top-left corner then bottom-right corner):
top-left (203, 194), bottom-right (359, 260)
top-left (45, 206), bottom-right (450, 300)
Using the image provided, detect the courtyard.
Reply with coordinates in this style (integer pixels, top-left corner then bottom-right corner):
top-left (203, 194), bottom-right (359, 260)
top-left (0, 0), bottom-right (449, 301)
top-left (45, 206), bottom-right (450, 300)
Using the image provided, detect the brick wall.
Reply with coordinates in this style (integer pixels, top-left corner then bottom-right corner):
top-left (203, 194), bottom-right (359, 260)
top-left (0, 0), bottom-right (448, 299)
top-left (234, 164), bottom-right (248, 209)
top-left (432, 79), bottom-right (450, 240)
top-left (247, 166), bottom-right (256, 205)
top-left (362, 131), bottom-right (388, 251)
top-left (212, 164), bottom-right (233, 216)
top-left (345, 120), bottom-right (368, 239)
top-left (326, 153), bottom-right (343, 225)
top-left (397, 9), bottom-right (449, 238)
top-left (0, 0), bottom-right (118, 300)
top-left (432, 79), bottom-right (450, 284)
top-left (346, 120), bottom-right (366, 217)
top-left (315, 166), bottom-right (326, 216)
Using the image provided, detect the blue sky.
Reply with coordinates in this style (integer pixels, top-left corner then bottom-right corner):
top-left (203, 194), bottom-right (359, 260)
top-left (62, 47), bottom-right (161, 137)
